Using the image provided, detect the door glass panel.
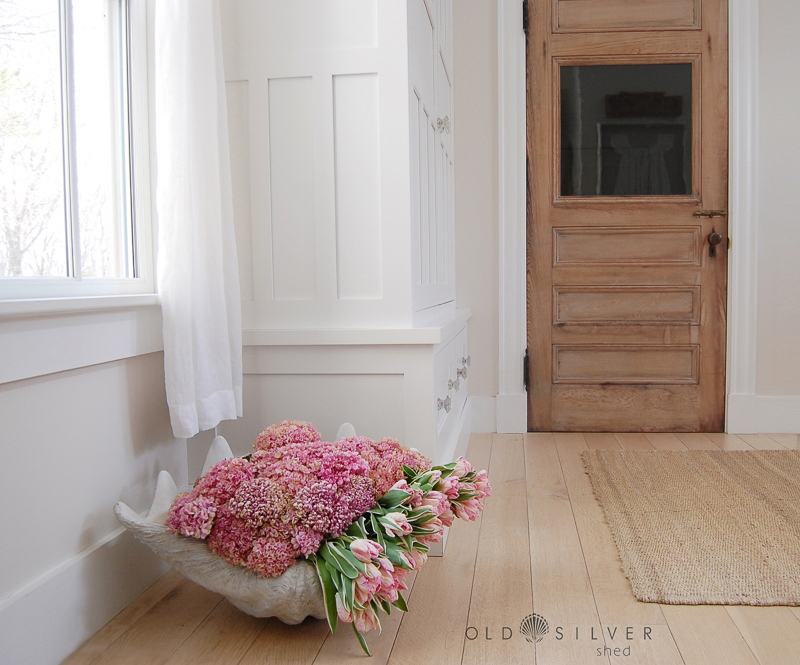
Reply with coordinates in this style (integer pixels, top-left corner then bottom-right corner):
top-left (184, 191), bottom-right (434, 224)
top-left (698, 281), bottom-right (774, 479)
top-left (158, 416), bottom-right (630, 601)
top-left (560, 63), bottom-right (692, 196)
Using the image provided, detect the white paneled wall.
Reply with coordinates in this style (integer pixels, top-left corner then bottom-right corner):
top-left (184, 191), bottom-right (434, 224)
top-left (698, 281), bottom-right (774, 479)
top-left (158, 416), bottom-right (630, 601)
top-left (220, 0), bottom-right (412, 329)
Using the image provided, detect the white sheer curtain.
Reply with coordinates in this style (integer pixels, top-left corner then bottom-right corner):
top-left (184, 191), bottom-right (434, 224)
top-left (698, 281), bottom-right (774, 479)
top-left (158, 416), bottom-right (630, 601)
top-left (155, 0), bottom-right (242, 439)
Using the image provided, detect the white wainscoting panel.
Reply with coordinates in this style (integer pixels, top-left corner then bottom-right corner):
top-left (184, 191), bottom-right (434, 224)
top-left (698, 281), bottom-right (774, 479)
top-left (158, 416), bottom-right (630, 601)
top-left (333, 73), bottom-right (382, 300)
top-left (268, 76), bottom-right (316, 301)
top-left (315, 0), bottom-right (378, 50)
top-left (225, 79), bottom-right (254, 303)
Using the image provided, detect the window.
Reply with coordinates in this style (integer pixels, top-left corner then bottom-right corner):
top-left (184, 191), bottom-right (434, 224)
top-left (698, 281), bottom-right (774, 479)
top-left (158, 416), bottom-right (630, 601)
top-left (0, 0), bottom-right (152, 299)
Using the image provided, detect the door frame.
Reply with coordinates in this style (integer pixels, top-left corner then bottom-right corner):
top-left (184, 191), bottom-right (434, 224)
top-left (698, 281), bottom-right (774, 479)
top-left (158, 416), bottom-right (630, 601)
top-left (496, 0), bottom-right (758, 434)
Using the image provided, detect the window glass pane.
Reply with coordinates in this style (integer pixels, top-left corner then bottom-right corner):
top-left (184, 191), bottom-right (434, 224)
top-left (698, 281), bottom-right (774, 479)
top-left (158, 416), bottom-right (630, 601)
top-left (72, 0), bottom-right (132, 278)
top-left (0, 0), bottom-right (68, 276)
top-left (560, 63), bottom-right (692, 197)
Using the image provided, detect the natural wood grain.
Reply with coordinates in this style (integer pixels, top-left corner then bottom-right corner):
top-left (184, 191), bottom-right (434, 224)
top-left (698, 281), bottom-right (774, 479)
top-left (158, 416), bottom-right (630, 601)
top-left (556, 0), bottom-right (698, 32)
top-left (90, 579), bottom-right (222, 665)
top-left (64, 434), bottom-right (800, 665)
top-left (239, 618), bottom-right (329, 665)
top-left (63, 570), bottom-right (183, 665)
top-left (461, 435), bottom-right (534, 665)
top-left (584, 433), bottom-right (622, 449)
top-left (676, 432), bottom-right (723, 450)
top-left (726, 606), bottom-right (800, 665)
top-left (527, 0), bottom-right (728, 433)
top-left (613, 433), bottom-right (656, 450)
top-left (767, 434), bottom-right (800, 450)
top-left (660, 605), bottom-right (760, 665)
top-left (554, 286), bottom-right (700, 325)
top-left (164, 600), bottom-right (265, 665)
top-left (526, 432), bottom-right (609, 664)
top-left (555, 434), bottom-right (684, 664)
top-left (738, 434), bottom-right (788, 450)
top-left (644, 432), bottom-right (687, 451)
top-left (388, 434), bottom-right (493, 665)
top-left (705, 433), bottom-right (754, 450)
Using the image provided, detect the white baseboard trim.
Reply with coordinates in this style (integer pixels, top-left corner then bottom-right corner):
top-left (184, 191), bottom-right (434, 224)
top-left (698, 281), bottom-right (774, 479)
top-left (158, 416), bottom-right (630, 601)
top-left (727, 394), bottom-right (800, 433)
top-left (496, 392), bottom-right (527, 433)
top-left (0, 525), bottom-right (169, 665)
top-left (469, 396), bottom-right (497, 433)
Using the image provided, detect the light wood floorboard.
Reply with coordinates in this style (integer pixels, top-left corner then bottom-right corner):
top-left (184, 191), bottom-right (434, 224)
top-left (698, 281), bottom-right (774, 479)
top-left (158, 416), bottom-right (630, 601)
top-left (65, 432), bottom-right (800, 665)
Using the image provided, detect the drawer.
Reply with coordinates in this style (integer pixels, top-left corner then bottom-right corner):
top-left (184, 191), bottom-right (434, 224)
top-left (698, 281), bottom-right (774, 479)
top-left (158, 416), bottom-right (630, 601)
top-left (451, 326), bottom-right (469, 419)
top-left (434, 335), bottom-right (457, 439)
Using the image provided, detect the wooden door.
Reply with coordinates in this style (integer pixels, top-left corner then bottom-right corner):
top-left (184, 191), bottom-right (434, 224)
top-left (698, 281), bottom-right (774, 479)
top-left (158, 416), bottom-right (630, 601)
top-left (526, 0), bottom-right (728, 431)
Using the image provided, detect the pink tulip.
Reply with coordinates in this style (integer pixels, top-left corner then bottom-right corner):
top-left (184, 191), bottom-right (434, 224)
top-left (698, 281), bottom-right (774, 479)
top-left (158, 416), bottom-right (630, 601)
top-left (452, 456), bottom-right (474, 479)
top-left (453, 496), bottom-right (483, 521)
top-left (390, 479), bottom-right (409, 492)
top-left (436, 475), bottom-right (460, 500)
top-left (350, 538), bottom-right (383, 563)
top-left (473, 469), bottom-right (492, 498)
top-left (421, 490), bottom-right (451, 516)
top-left (354, 605), bottom-right (380, 633)
top-left (409, 548), bottom-right (428, 568)
top-left (382, 512), bottom-right (413, 537)
top-left (336, 594), bottom-right (354, 623)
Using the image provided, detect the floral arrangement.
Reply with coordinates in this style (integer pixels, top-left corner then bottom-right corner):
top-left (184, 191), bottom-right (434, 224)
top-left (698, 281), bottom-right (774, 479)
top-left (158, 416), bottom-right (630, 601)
top-left (166, 421), bottom-right (490, 655)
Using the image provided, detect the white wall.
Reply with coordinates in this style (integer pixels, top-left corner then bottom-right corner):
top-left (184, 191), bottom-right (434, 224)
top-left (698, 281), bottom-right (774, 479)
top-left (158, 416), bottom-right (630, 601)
top-left (0, 332), bottom-right (185, 665)
top-left (756, 0), bottom-right (800, 397)
top-left (453, 0), bottom-right (499, 403)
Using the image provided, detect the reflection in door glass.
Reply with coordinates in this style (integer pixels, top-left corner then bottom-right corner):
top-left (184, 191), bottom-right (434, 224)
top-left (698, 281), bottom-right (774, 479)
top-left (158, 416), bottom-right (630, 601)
top-left (560, 64), bottom-right (692, 196)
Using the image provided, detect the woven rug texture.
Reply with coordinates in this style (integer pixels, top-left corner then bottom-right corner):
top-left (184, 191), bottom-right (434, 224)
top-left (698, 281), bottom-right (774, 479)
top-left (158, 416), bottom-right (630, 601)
top-left (583, 449), bottom-right (800, 605)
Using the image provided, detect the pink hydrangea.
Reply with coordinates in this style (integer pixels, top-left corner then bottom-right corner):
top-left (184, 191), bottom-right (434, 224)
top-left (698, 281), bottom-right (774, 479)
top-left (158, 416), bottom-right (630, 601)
top-left (246, 536), bottom-right (300, 577)
top-left (166, 491), bottom-right (217, 539)
top-left (195, 457), bottom-right (255, 504)
top-left (166, 422), bottom-right (440, 580)
top-left (253, 420), bottom-right (321, 452)
top-left (338, 436), bottom-right (431, 497)
top-left (206, 503), bottom-right (256, 567)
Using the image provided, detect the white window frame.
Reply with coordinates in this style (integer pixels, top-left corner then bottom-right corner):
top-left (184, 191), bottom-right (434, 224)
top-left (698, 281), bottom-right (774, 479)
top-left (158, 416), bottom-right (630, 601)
top-left (0, 0), bottom-right (154, 303)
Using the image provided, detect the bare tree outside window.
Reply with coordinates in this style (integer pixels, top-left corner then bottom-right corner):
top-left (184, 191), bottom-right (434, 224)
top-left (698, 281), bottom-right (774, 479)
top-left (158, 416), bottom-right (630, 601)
top-left (0, 0), bottom-right (133, 281)
top-left (0, 0), bottom-right (67, 277)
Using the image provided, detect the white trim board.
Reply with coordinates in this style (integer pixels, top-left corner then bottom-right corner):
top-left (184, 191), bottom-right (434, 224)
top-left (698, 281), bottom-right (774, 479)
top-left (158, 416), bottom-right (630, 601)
top-left (0, 529), bottom-right (168, 665)
top-left (727, 395), bottom-right (800, 434)
top-left (497, 0), bottom-right (764, 434)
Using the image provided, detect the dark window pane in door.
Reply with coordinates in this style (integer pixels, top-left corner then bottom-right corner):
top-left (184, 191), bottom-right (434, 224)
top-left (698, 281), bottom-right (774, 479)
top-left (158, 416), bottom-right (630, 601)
top-left (560, 63), bottom-right (692, 196)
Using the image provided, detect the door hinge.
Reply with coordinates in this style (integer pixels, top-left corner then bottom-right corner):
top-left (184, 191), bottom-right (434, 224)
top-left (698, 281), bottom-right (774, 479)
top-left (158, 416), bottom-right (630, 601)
top-left (523, 348), bottom-right (530, 392)
top-left (522, 0), bottom-right (529, 38)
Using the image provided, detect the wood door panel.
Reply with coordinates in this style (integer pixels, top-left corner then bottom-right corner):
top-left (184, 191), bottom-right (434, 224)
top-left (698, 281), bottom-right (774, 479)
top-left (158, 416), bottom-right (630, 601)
top-left (553, 345), bottom-right (699, 383)
top-left (554, 286), bottom-right (700, 324)
top-left (527, 0), bottom-right (727, 432)
top-left (553, 226), bottom-right (702, 265)
top-left (552, 324), bottom-right (697, 345)
top-left (551, 384), bottom-right (701, 431)
top-left (555, 0), bottom-right (699, 33)
top-left (552, 265), bottom-right (702, 286)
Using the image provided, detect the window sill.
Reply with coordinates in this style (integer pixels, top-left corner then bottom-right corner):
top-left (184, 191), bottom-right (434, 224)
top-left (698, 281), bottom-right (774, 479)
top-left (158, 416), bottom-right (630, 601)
top-left (0, 293), bottom-right (160, 320)
top-left (0, 294), bottom-right (164, 385)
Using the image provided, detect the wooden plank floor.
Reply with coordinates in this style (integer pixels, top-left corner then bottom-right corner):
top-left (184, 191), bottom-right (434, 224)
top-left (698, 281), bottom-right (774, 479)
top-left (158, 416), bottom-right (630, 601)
top-left (65, 432), bottom-right (800, 665)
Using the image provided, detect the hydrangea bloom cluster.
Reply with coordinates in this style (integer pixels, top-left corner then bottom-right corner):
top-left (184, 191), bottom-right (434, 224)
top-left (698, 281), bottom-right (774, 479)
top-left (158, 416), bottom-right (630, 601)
top-left (253, 420), bottom-right (321, 452)
top-left (166, 422), bottom-right (431, 579)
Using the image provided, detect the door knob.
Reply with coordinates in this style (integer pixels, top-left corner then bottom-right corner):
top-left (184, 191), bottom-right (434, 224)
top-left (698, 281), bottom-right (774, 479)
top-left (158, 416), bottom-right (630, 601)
top-left (708, 229), bottom-right (724, 257)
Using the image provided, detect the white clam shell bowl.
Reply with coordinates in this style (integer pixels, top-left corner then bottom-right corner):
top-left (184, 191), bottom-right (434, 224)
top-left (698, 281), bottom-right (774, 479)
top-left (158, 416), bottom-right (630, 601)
top-left (112, 429), bottom-right (371, 624)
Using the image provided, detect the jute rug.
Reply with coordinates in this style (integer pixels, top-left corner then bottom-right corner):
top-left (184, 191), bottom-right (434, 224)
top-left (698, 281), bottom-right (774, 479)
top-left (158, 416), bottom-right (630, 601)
top-left (583, 449), bottom-right (800, 605)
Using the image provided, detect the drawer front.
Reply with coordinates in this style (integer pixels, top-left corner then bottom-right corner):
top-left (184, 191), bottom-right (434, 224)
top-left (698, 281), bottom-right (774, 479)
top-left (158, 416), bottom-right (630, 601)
top-left (434, 335), bottom-right (457, 438)
top-left (451, 326), bottom-right (469, 419)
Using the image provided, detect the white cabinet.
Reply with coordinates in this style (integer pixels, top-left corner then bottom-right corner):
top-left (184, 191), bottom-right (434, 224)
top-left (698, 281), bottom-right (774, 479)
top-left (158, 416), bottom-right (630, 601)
top-left (409, 0), bottom-right (455, 315)
top-left (214, 0), bottom-right (468, 477)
